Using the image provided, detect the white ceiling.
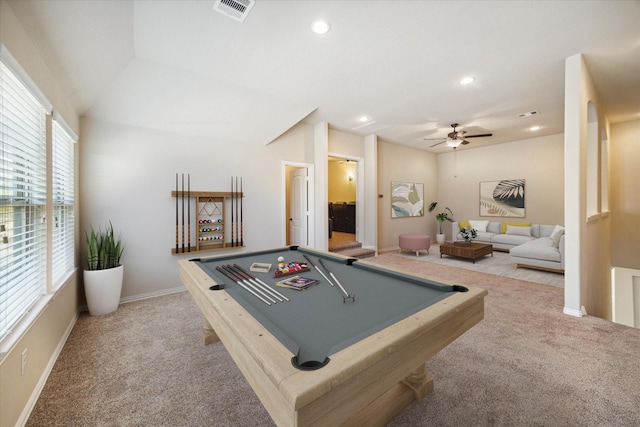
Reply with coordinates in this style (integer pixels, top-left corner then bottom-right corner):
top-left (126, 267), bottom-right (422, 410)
top-left (7, 0), bottom-right (640, 152)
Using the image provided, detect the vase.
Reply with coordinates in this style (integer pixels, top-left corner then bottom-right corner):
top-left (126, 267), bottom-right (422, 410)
top-left (436, 233), bottom-right (445, 244)
top-left (83, 265), bottom-right (123, 316)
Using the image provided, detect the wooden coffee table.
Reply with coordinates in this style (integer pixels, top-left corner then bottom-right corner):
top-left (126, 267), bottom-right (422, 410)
top-left (439, 242), bottom-right (493, 263)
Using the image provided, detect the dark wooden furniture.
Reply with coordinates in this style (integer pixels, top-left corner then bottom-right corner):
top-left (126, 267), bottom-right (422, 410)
top-left (439, 242), bottom-right (493, 263)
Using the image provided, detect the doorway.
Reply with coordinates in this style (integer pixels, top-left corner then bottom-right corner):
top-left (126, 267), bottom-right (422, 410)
top-left (283, 163), bottom-right (313, 246)
top-left (327, 157), bottom-right (358, 251)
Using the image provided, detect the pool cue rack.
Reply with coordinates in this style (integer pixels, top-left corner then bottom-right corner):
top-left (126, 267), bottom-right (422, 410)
top-left (170, 190), bottom-right (244, 255)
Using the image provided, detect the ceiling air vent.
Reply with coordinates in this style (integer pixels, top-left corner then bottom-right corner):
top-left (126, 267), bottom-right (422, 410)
top-left (213, 0), bottom-right (255, 23)
top-left (517, 111), bottom-right (538, 118)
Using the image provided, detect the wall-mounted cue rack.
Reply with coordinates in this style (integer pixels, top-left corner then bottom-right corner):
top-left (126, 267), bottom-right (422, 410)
top-left (171, 175), bottom-right (244, 255)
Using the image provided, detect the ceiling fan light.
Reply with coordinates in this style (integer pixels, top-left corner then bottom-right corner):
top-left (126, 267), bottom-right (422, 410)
top-left (446, 139), bottom-right (462, 148)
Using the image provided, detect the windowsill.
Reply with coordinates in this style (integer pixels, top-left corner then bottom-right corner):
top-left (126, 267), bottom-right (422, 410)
top-left (586, 211), bottom-right (611, 224)
top-left (0, 293), bottom-right (54, 362)
top-left (0, 268), bottom-right (78, 363)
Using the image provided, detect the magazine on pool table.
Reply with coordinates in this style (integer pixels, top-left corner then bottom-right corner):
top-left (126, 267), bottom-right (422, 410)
top-left (274, 275), bottom-right (319, 291)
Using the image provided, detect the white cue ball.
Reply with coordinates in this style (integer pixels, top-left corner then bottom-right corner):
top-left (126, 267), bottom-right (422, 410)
top-left (277, 256), bottom-right (284, 263)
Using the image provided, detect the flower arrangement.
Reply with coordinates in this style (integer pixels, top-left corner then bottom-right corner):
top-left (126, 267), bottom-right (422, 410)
top-left (459, 226), bottom-right (478, 243)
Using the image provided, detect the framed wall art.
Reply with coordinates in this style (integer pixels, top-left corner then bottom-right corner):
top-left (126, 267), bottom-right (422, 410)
top-left (391, 181), bottom-right (424, 218)
top-left (479, 179), bottom-right (525, 217)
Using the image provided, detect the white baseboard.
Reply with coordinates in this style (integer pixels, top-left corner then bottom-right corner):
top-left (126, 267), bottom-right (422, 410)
top-left (78, 286), bottom-right (187, 312)
top-left (563, 306), bottom-right (584, 317)
top-left (119, 286), bottom-right (186, 304)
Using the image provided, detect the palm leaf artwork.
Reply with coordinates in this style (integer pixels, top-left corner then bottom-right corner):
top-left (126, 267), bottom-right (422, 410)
top-left (391, 182), bottom-right (424, 218)
top-left (480, 179), bottom-right (525, 217)
top-left (84, 221), bottom-right (123, 270)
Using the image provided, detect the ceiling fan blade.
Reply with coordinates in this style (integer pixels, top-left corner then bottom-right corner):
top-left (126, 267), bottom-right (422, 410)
top-left (461, 139), bottom-right (470, 145)
top-left (429, 140), bottom-right (446, 148)
top-left (464, 133), bottom-right (493, 138)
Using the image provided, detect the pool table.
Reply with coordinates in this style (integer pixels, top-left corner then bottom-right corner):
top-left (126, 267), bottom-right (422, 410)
top-left (179, 246), bottom-right (487, 427)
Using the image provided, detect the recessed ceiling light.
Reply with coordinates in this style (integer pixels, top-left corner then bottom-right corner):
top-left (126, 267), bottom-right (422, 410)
top-left (359, 116), bottom-right (369, 123)
top-left (529, 126), bottom-right (541, 131)
top-left (459, 77), bottom-right (475, 85)
top-left (311, 20), bottom-right (331, 35)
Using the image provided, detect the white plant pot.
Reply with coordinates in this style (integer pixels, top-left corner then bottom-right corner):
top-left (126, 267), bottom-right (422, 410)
top-left (83, 265), bottom-right (123, 316)
top-left (436, 233), bottom-right (446, 244)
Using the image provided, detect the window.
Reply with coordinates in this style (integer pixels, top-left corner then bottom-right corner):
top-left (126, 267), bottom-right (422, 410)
top-left (0, 45), bottom-right (73, 344)
top-left (52, 115), bottom-right (77, 288)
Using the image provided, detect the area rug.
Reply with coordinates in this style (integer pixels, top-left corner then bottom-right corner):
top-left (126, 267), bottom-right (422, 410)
top-left (394, 244), bottom-right (564, 288)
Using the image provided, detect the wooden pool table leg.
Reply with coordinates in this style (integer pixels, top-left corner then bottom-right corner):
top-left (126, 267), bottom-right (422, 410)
top-left (402, 363), bottom-right (433, 401)
top-left (202, 318), bottom-right (220, 345)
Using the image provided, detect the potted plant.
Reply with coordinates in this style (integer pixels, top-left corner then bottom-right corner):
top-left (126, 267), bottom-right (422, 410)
top-left (456, 227), bottom-right (478, 246)
top-left (83, 222), bottom-right (124, 315)
top-left (428, 202), bottom-right (453, 244)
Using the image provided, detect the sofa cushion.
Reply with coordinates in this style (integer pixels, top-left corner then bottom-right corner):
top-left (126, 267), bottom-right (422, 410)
top-left (469, 220), bottom-right (489, 232)
top-left (475, 231), bottom-right (496, 242)
top-left (458, 220), bottom-right (471, 230)
top-left (487, 222), bottom-right (501, 234)
top-left (510, 237), bottom-right (561, 263)
top-left (501, 221), bottom-right (531, 233)
top-left (540, 224), bottom-right (556, 237)
top-left (491, 233), bottom-right (536, 246)
top-left (506, 225), bottom-right (532, 236)
top-left (549, 225), bottom-right (565, 248)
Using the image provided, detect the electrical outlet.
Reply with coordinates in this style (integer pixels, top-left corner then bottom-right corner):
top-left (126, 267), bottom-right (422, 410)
top-left (21, 348), bottom-right (27, 376)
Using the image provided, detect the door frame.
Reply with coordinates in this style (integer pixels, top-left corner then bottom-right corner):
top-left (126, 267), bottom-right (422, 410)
top-left (282, 161), bottom-right (315, 247)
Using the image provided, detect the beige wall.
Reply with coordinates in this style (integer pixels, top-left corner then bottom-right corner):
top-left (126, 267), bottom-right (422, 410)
top-left (328, 160), bottom-right (357, 203)
top-left (377, 139), bottom-right (438, 251)
top-left (610, 119), bottom-right (640, 270)
top-left (435, 134), bottom-right (565, 240)
top-left (563, 54), bottom-right (613, 320)
top-left (0, 276), bottom-right (79, 427)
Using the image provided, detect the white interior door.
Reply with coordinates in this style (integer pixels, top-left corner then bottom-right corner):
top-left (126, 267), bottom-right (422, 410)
top-left (289, 168), bottom-right (308, 246)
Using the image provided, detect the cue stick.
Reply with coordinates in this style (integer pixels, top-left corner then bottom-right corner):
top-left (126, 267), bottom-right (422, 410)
top-left (232, 264), bottom-right (289, 302)
top-left (187, 173), bottom-right (191, 252)
top-left (302, 254), bottom-right (334, 287)
top-left (318, 258), bottom-right (355, 302)
top-left (231, 176), bottom-right (236, 247)
top-left (181, 173), bottom-right (185, 253)
top-left (216, 266), bottom-right (273, 305)
top-left (175, 173), bottom-right (179, 254)
top-left (228, 266), bottom-right (281, 302)
top-left (240, 176), bottom-right (243, 247)
top-left (235, 176), bottom-right (239, 247)
top-left (227, 266), bottom-right (277, 304)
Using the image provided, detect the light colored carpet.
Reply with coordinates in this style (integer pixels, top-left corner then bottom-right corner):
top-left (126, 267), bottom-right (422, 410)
top-left (27, 254), bottom-right (639, 426)
top-left (396, 244), bottom-right (564, 288)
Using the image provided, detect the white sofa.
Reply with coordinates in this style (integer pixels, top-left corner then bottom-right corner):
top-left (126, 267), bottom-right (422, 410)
top-left (451, 221), bottom-right (565, 273)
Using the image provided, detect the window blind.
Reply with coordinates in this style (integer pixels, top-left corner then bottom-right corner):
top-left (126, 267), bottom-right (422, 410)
top-left (51, 118), bottom-right (76, 288)
top-left (0, 57), bottom-right (48, 340)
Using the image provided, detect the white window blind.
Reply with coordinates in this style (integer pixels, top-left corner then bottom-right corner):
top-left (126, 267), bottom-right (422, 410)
top-left (0, 56), bottom-right (48, 340)
top-left (51, 116), bottom-right (76, 288)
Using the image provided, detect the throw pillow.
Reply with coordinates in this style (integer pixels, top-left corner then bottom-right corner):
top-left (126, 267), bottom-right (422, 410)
top-left (549, 225), bottom-right (565, 248)
top-left (501, 222), bottom-right (531, 233)
top-left (469, 220), bottom-right (489, 232)
top-left (458, 220), bottom-right (471, 230)
top-left (506, 225), bottom-right (532, 236)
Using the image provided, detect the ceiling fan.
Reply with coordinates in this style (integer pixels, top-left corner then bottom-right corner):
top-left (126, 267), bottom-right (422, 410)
top-left (425, 123), bottom-right (493, 149)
